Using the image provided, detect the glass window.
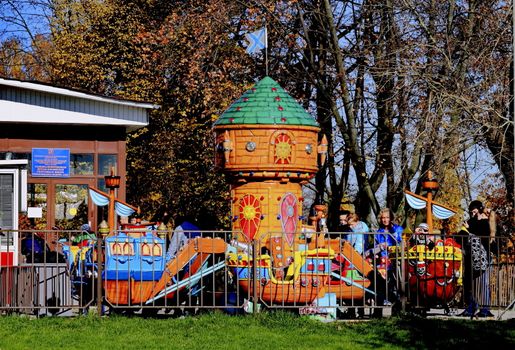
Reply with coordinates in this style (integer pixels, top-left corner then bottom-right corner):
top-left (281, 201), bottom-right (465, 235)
top-left (27, 183), bottom-right (47, 230)
top-left (98, 154), bottom-right (117, 176)
top-left (96, 177), bottom-right (108, 226)
top-left (70, 153), bottom-right (93, 175)
top-left (54, 184), bottom-right (88, 231)
top-left (0, 173), bottom-right (14, 230)
top-left (97, 178), bottom-right (106, 193)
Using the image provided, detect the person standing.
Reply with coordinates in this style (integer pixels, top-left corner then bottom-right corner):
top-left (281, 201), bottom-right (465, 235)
top-left (375, 208), bottom-right (403, 254)
top-left (459, 200), bottom-right (496, 318)
top-left (346, 213), bottom-right (369, 254)
top-left (373, 208), bottom-right (404, 308)
top-left (339, 212), bottom-right (369, 319)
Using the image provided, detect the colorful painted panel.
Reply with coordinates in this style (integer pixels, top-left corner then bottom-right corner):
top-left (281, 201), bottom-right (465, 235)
top-left (279, 192), bottom-right (298, 245)
top-left (274, 133), bottom-right (292, 164)
top-left (238, 194), bottom-right (262, 241)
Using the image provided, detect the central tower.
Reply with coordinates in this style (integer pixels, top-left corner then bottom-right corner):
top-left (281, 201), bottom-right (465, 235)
top-left (213, 77), bottom-right (326, 248)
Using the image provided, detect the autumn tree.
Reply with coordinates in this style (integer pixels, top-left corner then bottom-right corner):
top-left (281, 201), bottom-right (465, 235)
top-left (47, 0), bottom-right (257, 227)
top-left (260, 1), bottom-right (511, 229)
top-left (0, 0), bottom-right (52, 80)
top-left (1, 0), bottom-right (511, 232)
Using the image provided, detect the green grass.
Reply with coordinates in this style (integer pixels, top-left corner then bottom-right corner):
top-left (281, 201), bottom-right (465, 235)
top-left (0, 311), bottom-right (513, 350)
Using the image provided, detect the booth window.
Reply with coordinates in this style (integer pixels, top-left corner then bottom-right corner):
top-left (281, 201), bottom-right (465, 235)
top-left (99, 154), bottom-right (117, 175)
top-left (0, 173), bottom-right (14, 233)
top-left (54, 184), bottom-right (88, 231)
top-left (27, 184), bottom-right (47, 230)
top-left (70, 153), bottom-right (93, 175)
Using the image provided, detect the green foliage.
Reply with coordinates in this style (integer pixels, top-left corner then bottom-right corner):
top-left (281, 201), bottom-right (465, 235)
top-left (49, 0), bottom-right (153, 98)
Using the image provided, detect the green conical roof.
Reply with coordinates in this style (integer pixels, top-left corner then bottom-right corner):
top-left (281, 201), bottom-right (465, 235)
top-left (214, 76), bottom-right (318, 127)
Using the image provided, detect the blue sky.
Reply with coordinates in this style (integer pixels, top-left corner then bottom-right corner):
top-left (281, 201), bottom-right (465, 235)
top-left (0, 1), bottom-right (51, 47)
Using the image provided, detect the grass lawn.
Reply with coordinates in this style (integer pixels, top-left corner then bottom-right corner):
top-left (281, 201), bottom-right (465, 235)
top-left (0, 311), bottom-right (513, 350)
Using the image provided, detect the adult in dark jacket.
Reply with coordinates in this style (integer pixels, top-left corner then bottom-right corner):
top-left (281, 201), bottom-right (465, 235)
top-left (459, 200), bottom-right (496, 318)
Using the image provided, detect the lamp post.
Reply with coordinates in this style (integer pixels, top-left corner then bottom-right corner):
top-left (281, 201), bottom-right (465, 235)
top-left (104, 168), bottom-right (121, 234)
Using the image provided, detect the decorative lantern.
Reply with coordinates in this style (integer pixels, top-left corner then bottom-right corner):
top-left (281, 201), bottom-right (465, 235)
top-left (105, 168), bottom-right (121, 189)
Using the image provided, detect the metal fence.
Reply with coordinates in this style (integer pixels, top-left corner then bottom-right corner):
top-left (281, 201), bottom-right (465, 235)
top-left (1, 229), bottom-right (513, 318)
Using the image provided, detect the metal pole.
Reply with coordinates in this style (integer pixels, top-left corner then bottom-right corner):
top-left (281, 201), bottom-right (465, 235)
top-left (108, 188), bottom-right (115, 235)
top-left (426, 190), bottom-right (433, 233)
top-left (96, 234), bottom-right (104, 315)
top-left (252, 239), bottom-right (258, 314)
top-left (265, 25), bottom-right (268, 76)
top-left (400, 238), bottom-right (406, 313)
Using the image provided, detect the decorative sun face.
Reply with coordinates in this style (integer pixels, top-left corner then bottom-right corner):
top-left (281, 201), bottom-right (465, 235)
top-left (275, 142), bottom-right (291, 159)
top-left (238, 194), bottom-right (262, 241)
top-left (274, 134), bottom-right (292, 164)
top-left (242, 204), bottom-right (257, 220)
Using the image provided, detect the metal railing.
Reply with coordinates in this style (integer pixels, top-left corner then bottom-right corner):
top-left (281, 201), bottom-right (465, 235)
top-left (1, 229), bottom-right (513, 318)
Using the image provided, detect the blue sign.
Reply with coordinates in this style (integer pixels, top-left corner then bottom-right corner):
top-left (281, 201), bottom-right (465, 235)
top-left (32, 148), bottom-right (70, 177)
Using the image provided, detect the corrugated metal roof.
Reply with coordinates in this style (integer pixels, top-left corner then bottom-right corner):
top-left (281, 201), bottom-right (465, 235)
top-left (0, 77), bottom-right (157, 132)
top-left (0, 78), bottom-right (157, 109)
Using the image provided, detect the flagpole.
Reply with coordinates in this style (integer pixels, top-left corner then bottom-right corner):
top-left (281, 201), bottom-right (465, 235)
top-left (265, 25), bottom-right (268, 76)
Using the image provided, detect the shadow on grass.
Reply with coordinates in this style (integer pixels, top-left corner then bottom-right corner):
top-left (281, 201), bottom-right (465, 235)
top-left (345, 315), bottom-right (515, 349)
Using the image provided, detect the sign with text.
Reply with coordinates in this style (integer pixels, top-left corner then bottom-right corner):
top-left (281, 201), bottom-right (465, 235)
top-left (32, 148), bottom-right (70, 177)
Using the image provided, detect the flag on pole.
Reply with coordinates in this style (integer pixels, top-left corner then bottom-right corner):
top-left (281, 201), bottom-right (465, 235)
top-left (245, 27), bottom-right (267, 54)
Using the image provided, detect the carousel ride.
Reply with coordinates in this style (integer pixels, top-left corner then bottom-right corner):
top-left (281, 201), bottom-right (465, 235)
top-left (65, 77), bottom-right (375, 312)
top-left (213, 77), bottom-right (373, 307)
top-left (60, 77), bottom-right (451, 314)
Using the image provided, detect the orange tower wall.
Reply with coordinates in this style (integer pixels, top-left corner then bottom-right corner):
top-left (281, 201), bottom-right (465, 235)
top-left (214, 125), bottom-right (319, 177)
top-left (230, 181), bottom-right (304, 244)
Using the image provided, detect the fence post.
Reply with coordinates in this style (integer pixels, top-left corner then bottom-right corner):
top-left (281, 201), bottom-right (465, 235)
top-left (96, 235), bottom-right (103, 316)
top-left (252, 239), bottom-right (258, 314)
top-left (400, 238), bottom-right (406, 313)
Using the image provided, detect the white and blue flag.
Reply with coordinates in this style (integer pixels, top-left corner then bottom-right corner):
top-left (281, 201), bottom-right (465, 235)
top-left (245, 27), bottom-right (267, 54)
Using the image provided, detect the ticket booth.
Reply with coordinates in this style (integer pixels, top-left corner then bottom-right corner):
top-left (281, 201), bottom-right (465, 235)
top-left (0, 159), bottom-right (28, 266)
top-left (0, 77), bottom-right (154, 267)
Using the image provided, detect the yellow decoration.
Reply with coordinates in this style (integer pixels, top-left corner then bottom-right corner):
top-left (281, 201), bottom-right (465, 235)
top-left (69, 207), bottom-right (77, 216)
top-left (275, 141), bottom-right (291, 160)
top-left (242, 204), bottom-right (257, 220)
